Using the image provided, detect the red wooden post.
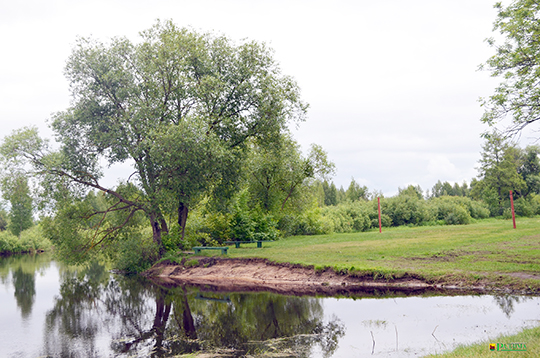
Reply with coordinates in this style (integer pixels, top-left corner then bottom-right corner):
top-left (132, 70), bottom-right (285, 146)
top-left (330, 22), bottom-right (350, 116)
top-left (378, 197), bottom-right (382, 233)
top-left (509, 190), bottom-right (516, 229)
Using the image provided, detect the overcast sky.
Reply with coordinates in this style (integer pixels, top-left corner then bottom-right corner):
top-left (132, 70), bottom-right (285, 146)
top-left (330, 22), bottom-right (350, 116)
top-left (1, 0), bottom-right (534, 196)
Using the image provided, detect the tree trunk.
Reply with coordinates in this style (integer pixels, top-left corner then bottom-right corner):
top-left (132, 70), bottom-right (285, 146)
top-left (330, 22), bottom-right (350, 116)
top-left (178, 202), bottom-right (189, 240)
top-left (150, 213), bottom-right (167, 256)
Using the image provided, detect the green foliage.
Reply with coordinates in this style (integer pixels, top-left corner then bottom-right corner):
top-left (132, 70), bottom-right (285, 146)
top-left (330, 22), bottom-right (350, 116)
top-left (227, 190), bottom-right (280, 241)
top-left (397, 184), bottom-right (424, 199)
top-left (322, 180), bottom-right (338, 206)
top-left (480, 0), bottom-right (540, 135)
top-left (430, 180), bottom-right (470, 198)
top-left (427, 196), bottom-right (490, 225)
top-left (2, 175), bottom-right (33, 237)
top-left (1, 20), bottom-right (308, 262)
top-left (463, 197), bottom-right (491, 219)
top-left (430, 198), bottom-right (471, 225)
top-left (519, 145), bottom-right (540, 196)
top-left (184, 259), bottom-right (199, 267)
top-left (530, 193), bottom-right (540, 215)
top-left (19, 225), bottom-right (52, 252)
top-left (230, 206), bottom-right (256, 241)
top-left (245, 136), bottom-right (334, 213)
top-left (321, 202), bottom-right (371, 233)
top-left (183, 231), bottom-right (217, 249)
top-left (314, 188), bottom-right (492, 233)
top-left (40, 190), bottom-right (147, 264)
top-left (0, 230), bottom-right (26, 254)
top-left (278, 208), bottom-right (333, 236)
top-left (513, 196), bottom-right (535, 217)
top-left (173, 208), bottom-right (224, 249)
top-left (345, 178), bottom-right (369, 202)
top-left (472, 132), bottom-right (526, 216)
top-left (161, 225), bottom-right (183, 253)
top-left (383, 193), bottom-right (431, 227)
top-left (0, 208), bottom-right (7, 231)
top-left (114, 236), bottom-right (160, 274)
top-left (202, 212), bottom-right (232, 242)
top-left (0, 225), bottom-right (51, 255)
top-left (370, 214), bottom-right (392, 229)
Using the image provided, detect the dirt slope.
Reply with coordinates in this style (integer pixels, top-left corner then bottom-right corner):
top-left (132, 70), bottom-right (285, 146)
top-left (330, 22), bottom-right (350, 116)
top-left (143, 257), bottom-right (487, 296)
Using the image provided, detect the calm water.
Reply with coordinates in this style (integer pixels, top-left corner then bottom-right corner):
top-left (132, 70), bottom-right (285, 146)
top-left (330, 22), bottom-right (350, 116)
top-left (0, 254), bottom-right (539, 358)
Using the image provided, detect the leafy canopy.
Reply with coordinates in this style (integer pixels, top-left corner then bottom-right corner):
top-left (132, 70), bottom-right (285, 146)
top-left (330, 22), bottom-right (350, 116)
top-left (1, 20), bottom-right (307, 259)
top-left (480, 0), bottom-right (540, 135)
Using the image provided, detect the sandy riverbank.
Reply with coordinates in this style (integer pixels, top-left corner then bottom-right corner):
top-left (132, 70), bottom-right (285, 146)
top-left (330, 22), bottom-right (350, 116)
top-left (142, 257), bottom-right (519, 296)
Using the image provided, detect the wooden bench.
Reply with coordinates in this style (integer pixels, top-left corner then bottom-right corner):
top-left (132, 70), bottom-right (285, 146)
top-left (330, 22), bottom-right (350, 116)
top-left (193, 246), bottom-right (228, 255)
top-left (225, 240), bottom-right (273, 248)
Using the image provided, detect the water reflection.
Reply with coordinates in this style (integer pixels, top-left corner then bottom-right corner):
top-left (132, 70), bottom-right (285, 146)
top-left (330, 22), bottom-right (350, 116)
top-left (0, 254), bottom-right (539, 358)
top-left (0, 253), bottom-right (50, 319)
top-left (492, 294), bottom-right (526, 318)
top-left (12, 266), bottom-right (36, 318)
top-left (41, 260), bottom-right (344, 357)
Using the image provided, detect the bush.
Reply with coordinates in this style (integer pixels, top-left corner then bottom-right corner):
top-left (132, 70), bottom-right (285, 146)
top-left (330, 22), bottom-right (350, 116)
top-left (115, 236), bottom-right (160, 273)
top-left (513, 197), bottom-right (535, 217)
top-left (230, 209), bottom-right (256, 241)
top-left (428, 196), bottom-right (472, 225)
top-left (19, 225), bottom-right (52, 251)
top-left (320, 202), bottom-right (371, 233)
top-left (443, 205), bottom-right (471, 225)
top-left (183, 231), bottom-right (219, 249)
top-left (203, 212), bottom-right (231, 242)
top-left (226, 195), bottom-right (281, 241)
top-left (0, 225), bottom-right (52, 254)
top-left (384, 195), bottom-right (431, 226)
top-left (370, 214), bottom-right (392, 229)
top-left (278, 208), bottom-right (333, 236)
top-left (530, 194), bottom-right (540, 215)
top-left (161, 225), bottom-right (183, 252)
top-left (0, 230), bottom-right (25, 254)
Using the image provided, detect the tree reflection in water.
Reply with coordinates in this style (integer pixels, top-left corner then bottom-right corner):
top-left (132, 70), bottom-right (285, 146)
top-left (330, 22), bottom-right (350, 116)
top-left (12, 266), bottom-right (35, 319)
top-left (42, 263), bottom-right (345, 357)
top-left (492, 294), bottom-right (532, 319)
top-left (0, 254), bottom-right (50, 320)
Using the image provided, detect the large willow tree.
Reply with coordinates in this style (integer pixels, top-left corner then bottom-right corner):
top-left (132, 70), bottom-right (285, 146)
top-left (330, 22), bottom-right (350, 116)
top-left (1, 20), bottom-right (307, 257)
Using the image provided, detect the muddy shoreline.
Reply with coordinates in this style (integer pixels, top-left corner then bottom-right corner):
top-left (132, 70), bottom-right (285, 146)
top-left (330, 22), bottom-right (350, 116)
top-left (143, 257), bottom-right (539, 297)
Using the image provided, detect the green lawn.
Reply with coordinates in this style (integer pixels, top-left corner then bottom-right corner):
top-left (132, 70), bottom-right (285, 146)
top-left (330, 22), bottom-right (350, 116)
top-left (222, 217), bottom-right (540, 290)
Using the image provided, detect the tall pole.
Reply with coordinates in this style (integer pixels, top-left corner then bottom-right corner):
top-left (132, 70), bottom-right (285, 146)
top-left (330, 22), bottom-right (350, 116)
top-left (378, 197), bottom-right (382, 233)
top-left (509, 190), bottom-right (516, 229)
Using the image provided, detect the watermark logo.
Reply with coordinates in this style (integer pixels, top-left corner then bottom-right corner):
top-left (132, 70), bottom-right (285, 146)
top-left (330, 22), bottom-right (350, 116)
top-left (489, 342), bottom-right (527, 351)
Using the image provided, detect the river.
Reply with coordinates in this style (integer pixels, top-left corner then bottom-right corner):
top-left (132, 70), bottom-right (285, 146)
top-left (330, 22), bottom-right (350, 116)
top-left (0, 253), bottom-right (538, 357)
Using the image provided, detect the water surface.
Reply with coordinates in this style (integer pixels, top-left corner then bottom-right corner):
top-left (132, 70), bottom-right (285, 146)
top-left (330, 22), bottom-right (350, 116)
top-left (0, 254), bottom-right (538, 357)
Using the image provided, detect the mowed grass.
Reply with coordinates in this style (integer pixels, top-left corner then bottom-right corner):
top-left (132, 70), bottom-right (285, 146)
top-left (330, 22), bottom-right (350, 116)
top-left (224, 217), bottom-right (540, 289)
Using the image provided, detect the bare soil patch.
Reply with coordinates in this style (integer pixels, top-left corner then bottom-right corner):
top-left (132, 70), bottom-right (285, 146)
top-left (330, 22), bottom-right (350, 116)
top-left (142, 257), bottom-right (532, 296)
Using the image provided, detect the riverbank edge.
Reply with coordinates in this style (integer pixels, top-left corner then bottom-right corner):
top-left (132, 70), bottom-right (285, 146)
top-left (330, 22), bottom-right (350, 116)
top-left (424, 325), bottom-right (540, 358)
top-left (143, 256), bottom-right (540, 297)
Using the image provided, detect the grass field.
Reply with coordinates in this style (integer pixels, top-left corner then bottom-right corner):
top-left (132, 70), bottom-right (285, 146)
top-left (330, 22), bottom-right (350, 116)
top-left (220, 217), bottom-right (540, 291)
